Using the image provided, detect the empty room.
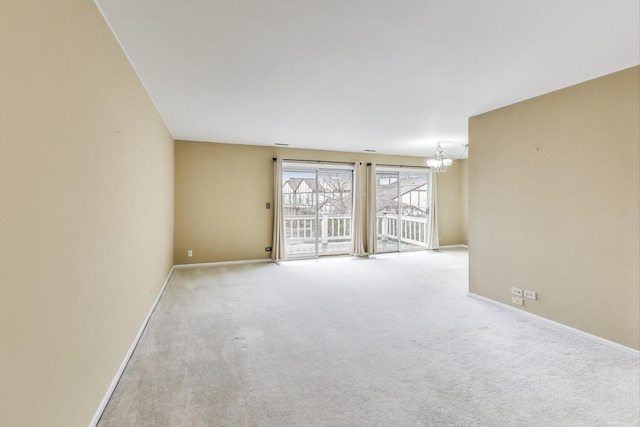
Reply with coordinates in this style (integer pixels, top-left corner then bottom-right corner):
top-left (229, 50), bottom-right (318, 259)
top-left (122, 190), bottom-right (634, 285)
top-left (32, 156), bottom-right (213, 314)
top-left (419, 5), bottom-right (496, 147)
top-left (1, 1), bottom-right (638, 426)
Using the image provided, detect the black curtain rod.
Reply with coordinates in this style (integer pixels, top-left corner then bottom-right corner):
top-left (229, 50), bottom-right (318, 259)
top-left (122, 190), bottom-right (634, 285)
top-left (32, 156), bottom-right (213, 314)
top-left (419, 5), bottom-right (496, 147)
top-left (367, 163), bottom-right (431, 169)
top-left (273, 158), bottom-right (361, 165)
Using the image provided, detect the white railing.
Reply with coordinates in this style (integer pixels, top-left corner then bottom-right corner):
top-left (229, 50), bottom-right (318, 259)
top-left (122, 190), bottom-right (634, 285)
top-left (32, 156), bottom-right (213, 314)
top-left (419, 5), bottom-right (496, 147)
top-left (377, 214), bottom-right (428, 247)
top-left (284, 214), bottom-right (351, 243)
top-left (284, 213), bottom-right (428, 247)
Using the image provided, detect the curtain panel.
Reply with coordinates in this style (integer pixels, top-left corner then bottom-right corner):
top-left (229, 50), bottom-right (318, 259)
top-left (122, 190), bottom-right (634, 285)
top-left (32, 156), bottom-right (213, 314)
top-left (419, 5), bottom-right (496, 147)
top-left (271, 157), bottom-right (285, 261)
top-left (350, 163), bottom-right (366, 256)
top-left (365, 163), bottom-right (377, 255)
top-left (426, 168), bottom-right (439, 250)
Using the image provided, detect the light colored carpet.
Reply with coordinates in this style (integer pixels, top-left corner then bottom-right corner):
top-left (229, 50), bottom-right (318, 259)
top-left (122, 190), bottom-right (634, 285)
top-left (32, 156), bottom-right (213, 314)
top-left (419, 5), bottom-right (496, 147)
top-left (98, 249), bottom-right (640, 426)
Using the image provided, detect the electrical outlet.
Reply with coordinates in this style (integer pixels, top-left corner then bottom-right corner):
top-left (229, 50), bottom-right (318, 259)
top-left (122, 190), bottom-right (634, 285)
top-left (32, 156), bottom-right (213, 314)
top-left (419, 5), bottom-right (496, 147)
top-left (512, 296), bottom-right (524, 306)
top-left (511, 287), bottom-right (523, 296)
top-left (524, 290), bottom-right (537, 300)
top-left (265, 247), bottom-right (272, 252)
top-left (187, 249), bottom-right (193, 257)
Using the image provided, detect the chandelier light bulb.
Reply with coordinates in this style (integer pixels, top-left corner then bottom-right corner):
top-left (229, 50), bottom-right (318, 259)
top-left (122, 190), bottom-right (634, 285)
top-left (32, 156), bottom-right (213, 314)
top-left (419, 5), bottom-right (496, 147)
top-left (428, 142), bottom-right (454, 172)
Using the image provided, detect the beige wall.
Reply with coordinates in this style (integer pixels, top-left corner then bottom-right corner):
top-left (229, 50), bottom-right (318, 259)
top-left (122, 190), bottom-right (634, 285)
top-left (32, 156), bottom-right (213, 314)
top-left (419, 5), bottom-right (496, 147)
top-left (460, 160), bottom-right (469, 245)
top-left (436, 160), bottom-right (464, 246)
top-left (174, 141), bottom-right (465, 264)
top-left (469, 67), bottom-right (639, 350)
top-left (0, 1), bottom-right (174, 426)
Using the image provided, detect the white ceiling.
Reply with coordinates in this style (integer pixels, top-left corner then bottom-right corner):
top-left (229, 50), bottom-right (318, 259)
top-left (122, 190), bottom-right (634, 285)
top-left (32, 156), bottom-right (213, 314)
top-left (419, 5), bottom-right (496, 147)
top-left (95, 0), bottom-right (639, 159)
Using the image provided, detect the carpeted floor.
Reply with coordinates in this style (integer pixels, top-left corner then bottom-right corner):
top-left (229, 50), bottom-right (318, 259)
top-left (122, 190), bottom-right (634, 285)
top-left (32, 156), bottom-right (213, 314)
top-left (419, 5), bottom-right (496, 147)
top-left (98, 249), bottom-right (640, 426)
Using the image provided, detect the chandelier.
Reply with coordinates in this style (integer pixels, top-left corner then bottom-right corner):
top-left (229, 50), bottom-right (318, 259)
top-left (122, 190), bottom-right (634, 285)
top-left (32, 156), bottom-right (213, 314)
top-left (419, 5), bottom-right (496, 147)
top-left (427, 142), bottom-right (453, 172)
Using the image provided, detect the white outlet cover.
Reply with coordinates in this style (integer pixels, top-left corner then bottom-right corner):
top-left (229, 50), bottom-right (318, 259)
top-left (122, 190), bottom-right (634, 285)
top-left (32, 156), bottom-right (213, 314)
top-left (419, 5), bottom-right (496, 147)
top-left (524, 290), bottom-right (537, 300)
top-left (511, 287), bottom-right (523, 296)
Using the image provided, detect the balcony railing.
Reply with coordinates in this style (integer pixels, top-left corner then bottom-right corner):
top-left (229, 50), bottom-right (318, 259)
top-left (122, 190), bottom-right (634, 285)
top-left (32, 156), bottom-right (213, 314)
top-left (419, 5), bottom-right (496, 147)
top-left (284, 214), bottom-right (428, 247)
top-left (284, 214), bottom-right (351, 243)
top-left (377, 214), bottom-right (428, 247)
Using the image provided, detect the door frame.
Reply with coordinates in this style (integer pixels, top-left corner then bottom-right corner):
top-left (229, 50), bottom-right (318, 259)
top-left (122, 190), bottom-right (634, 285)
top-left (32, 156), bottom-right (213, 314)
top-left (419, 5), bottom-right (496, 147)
top-left (374, 167), bottom-right (430, 254)
top-left (282, 162), bottom-right (354, 259)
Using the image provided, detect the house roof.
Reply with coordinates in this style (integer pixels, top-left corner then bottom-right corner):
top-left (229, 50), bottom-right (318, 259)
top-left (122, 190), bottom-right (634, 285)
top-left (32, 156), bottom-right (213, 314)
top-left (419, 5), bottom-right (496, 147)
top-left (377, 179), bottom-right (427, 213)
top-left (284, 178), bottom-right (318, 192)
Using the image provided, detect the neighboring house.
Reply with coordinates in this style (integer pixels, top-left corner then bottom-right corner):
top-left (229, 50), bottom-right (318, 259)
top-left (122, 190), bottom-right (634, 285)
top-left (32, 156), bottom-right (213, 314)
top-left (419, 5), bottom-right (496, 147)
top-left (377, 177), bottom-right (429, 217)
top-left (284, 175), bottom-right (427, 217)
top-left (283, 176), bottom-right (352, 215)
top-left (283, 178), bottom-right (319, 214)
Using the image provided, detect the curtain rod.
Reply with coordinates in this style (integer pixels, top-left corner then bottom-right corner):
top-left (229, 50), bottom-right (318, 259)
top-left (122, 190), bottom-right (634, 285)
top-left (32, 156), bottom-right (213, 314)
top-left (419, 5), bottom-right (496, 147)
top-left (367, 163), bottom-right (431, 169)
top-left (273, 158), bottom-right (361, 165)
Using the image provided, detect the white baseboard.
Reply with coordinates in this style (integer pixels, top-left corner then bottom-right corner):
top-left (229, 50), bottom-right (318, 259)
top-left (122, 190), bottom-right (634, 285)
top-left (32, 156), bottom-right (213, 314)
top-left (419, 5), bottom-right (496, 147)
top-left (89, 266), bottom-right (175, 427)
top-left (172, 258), bottom-right (274, 269)
top-left (468, 292), bottom-right (639, 357)
top-left (369, 245), bottom-right (468, 258)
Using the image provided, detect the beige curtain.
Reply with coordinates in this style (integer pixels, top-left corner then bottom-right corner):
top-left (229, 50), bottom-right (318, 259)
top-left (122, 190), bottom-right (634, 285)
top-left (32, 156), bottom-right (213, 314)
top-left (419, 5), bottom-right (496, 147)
top-left (426, 169), bottom-right (439, 250)
top-left (365, 163), bottom-right (377, 254)
top-left (271, 157), bottom-right (285, 261)
top-left (350, 163), bottom-right (366, 256)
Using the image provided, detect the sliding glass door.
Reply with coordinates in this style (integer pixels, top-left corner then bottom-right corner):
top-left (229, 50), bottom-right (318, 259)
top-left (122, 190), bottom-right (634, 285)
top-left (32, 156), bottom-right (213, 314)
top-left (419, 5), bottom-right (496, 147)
top-left (282, 165), bottom-right (353, 259)
top-left (375, 170), bottom-right (429, 253)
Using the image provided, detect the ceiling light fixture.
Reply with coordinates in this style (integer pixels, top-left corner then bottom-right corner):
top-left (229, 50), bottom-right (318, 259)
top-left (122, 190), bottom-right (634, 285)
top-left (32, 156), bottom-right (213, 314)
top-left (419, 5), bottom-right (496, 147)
top-left (427, 142), bottom-right (453, 172)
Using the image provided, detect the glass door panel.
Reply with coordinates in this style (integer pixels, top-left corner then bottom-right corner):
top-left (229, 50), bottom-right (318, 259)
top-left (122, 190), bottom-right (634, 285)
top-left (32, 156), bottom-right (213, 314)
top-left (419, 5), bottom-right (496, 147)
top-left (375, 170), bottom-right (430, 253)
top-left (283, 170), bottom-right (318, 259)
top-left (282, 167), bottom-right (354, 259)
top-left (376, 172), bottom-right (400, 253)
top-left (317, 170), bottom-right (352, 256)
top-left (398, 173), bottom-right (429, 251)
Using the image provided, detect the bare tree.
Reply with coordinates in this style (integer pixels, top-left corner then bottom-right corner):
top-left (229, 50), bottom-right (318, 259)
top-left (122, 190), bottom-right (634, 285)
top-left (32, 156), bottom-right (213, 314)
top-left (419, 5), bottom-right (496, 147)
top-left (318, 174), bottom-right (352, 215)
